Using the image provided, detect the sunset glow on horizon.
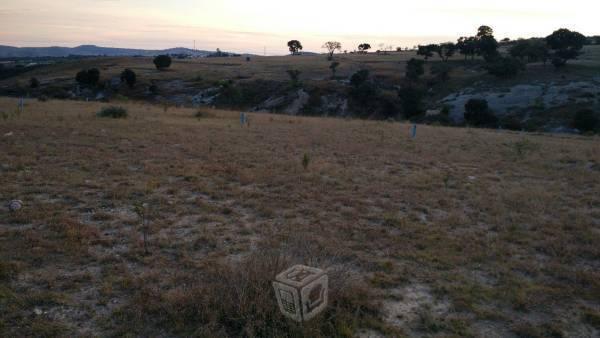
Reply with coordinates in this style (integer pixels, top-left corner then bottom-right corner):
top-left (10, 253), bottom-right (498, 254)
top-left (0, 0), bottom-right (597, 55)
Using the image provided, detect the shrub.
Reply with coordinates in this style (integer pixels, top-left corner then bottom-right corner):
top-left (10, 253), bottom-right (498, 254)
top-left (349, 70), bottom-right (378, 107)
top-left (153, 55), bottom-right (172, 70)
top-left (120, 69), bottom-right (137, 88)
top-left (573, 109), bottom-right (599, 133)
top-left (485, 57), bottom-right (524, 78)
top-left (350, 69), bottom-right (369, 87)
top-left (30, 77), bottom-right (40, 89)
top-left (286, 69), bottom-right (302, 87)
top-left (398, 85), bottom-right (425, 119)
top-left (110, 239), bottom-right (390, 337)
top-left (406, 58), bottom-right (425, 81)
top-left (97, 106), bottom-right (127, 118)
top-left (464, 98), bottom-right (498, 127)
top-left (76, 68), bottom-right (100, 86)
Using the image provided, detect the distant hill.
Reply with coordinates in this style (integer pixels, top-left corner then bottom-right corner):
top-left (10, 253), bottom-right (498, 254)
top-left (0, 45), bottom-right (216, 58)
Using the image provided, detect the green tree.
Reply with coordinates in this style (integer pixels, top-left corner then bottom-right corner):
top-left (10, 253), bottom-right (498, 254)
top-left (153, 55), bottom-right (172, 70)
top-left (287, 40), bottom-right (303, 55)
top-left (457, 36), bottom-right (478, 60)
top-left (398, 86), bottom-right (424, 119)
top-left (546, 28), bottom-right (587, 68)
top-left (438, 43), bottom-right (456, 61)
top-left (358, 43), bottom-right (371, 53)
top-left (120, 69), bottom-right (137, 88)
top-left (406, 58), bottom-right (425, 81)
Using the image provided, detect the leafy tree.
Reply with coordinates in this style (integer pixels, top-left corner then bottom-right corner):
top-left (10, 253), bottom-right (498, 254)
top-left (287, 40), bottom-right (303, 55)
top-left (457, 36), bottom-right (478, 60)
top-left (477, 26), bottom-right (494, 38)
top-left (120, 69), bottom-right (137, 88)
top-left (329, 62), bottom-right (340, 79)
top-left (322, 41), bottom-right (342, 59)
top-left (438, 43), bottom-right (456, 61)
top-left (153, 55), bottom-right (172, 70)
top-left (509, 40), bottom-right (550, 64)
top-left (398, 85), bottom-right (424, 119)
top-left (478, 36), bottom-right (499, 61)
top-left (76, 68), bottom-right (100, 86)
top-left (546, 28), bottom-right (587, 68)
top-left (406, 58), bottom-right (425, 81)
top-left (349, 69), bottom-right (377, 105)
top-left (464, 98), bottom-right (498, 127)
top-left (485, 57), bottom-right (524, 78)
top-left (417, 44), bottom-right (437, 60)
top-left (573, 109), bottom-right (599, 133)
top-left (358, 43), bottom-right (371, 53)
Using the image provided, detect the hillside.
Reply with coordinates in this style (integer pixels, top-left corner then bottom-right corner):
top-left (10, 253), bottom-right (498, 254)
top-left (1, 46), bottom-right (599, 133)
top-left (0, 98), bottom-right (599, 337)
top-left (0, 45), bottom-right (214, 58)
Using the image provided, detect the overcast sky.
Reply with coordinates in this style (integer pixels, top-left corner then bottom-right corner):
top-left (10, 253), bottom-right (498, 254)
top-left (0, 0), bottom-right (597, 54)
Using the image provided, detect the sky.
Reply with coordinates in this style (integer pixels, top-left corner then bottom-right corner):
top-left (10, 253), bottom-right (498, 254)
top-left (0, 0), bottom-right (597, 55)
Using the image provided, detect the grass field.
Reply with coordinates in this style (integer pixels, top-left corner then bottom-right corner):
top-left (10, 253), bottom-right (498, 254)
top-left (1, 97), bottom-right (599, 336)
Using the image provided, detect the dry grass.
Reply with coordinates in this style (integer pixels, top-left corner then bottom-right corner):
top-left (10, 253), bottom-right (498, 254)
top-left (1, 97), bottom-right (599, 337)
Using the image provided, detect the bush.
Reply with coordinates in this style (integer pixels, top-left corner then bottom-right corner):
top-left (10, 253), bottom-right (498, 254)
top-left (398, 85), bottom-right (425, 119)
top-left (97, 106), bottom-right (127, 118)
top-left (573, 109), bottom-right (599, 133)
top-left (350, 69), bottom-right (370, 87)
top-left (153, 55), bottom-right (172, 70)
top-left (406, 58), bottom-right (425, 81)
top-left (485, 57), bottom-right (524, 78)
top-left (110, 238), bottom-right (391, 337)
top-left (76, 68), bottom-right (100, 86)
top-left (30, 77), bottom-right (40, 89)
top-left (464, 99), bottom-right (498, 127)
top-left (349, 70), bottom-right (378, 107)
top-left (120, 69), bottom-right (137, 88)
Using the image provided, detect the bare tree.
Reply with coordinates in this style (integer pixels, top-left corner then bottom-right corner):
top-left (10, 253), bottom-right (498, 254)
top-left (322, 41), bottom-right (342, 59)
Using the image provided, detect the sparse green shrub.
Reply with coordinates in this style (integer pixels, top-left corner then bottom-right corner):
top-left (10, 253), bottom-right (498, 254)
top-left (286, 69), bottom-right (302, 87)
top-left (153, 55), bottom-right (172, 70)
top-left (572, 109), bottom-right (599, 133)
top-left (302, 153), bottom-right (310, 170)
top-left (97, 106), bottom-right (127, 118)
top-left (120, 69), bottom-right (137, 88)
top-left (464, 98), bottom-right (498, 127)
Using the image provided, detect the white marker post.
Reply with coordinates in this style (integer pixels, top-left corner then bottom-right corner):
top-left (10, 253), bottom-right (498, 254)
top-left (273, 265), bottom-right (328, 322)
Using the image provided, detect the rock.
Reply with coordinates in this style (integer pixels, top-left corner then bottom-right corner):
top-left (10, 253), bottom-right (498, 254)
top-left (33, 308), bottom-right (43, 316)
top-left (3, 131), bottom-right (13, 137)
top-left (8, 200), bottom-right (23, 212)
top-left (284, 89), bottom-right (310, 115)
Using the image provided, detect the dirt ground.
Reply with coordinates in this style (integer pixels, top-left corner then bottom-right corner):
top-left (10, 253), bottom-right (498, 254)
top-left (1, 97), bottom-right (599, 337)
